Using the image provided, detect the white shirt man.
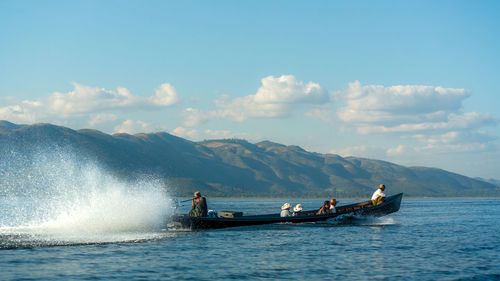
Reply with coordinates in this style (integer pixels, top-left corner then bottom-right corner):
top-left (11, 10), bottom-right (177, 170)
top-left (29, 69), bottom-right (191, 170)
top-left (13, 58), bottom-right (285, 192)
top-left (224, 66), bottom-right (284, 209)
top-left (371, 184), bottom-right (386, 205)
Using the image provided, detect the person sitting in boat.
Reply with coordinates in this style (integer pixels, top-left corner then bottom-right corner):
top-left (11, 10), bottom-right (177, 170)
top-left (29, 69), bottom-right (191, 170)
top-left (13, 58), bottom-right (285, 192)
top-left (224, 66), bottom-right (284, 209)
top-left (190, 191), bottom-right (208, 217)
top-left (330, 199), bottom-right (337, 213)
top-left (317, 200), bottom-right (331, 215)
top-left (280, 203), bottom-right (292, 217)
top-left (371, 184), bottom-right (387, 205)
top-left (292, 204), bottom-right (303, 216)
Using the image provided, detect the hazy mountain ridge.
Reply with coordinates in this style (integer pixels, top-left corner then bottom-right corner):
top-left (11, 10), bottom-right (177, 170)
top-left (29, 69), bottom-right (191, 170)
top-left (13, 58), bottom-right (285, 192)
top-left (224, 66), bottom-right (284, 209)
top-left (1, 120), bottom-right (499, 197)
top-left (476, 177), bottom-right (500, 188)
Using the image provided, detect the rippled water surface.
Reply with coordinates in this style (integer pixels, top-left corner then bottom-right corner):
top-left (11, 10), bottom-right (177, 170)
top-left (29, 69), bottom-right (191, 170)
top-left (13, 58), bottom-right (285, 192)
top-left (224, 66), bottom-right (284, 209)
top-left (1, 197), bottom-right (500, 280)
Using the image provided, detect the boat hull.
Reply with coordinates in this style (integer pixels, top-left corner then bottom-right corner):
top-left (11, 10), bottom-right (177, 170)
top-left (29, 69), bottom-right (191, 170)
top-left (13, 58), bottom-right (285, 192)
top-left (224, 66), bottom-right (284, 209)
top-left (169, 193), bottom-right (403, 230)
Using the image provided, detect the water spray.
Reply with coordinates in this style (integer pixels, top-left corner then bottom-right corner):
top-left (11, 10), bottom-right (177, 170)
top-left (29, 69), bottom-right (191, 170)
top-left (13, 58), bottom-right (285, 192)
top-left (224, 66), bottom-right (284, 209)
top-left (0, 144), bottom-right (173, 247)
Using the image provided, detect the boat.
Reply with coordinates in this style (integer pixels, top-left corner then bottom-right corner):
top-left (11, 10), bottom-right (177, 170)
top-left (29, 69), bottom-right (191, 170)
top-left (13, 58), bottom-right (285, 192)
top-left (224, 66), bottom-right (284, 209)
top-left (168, 193), bottom-right (403, 230)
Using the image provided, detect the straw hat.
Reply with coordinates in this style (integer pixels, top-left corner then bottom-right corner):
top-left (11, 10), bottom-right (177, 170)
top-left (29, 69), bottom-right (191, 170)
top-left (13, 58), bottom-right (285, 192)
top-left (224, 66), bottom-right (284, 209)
top-left (293, 204), bottom-right (303, 212)
top-left (281, 203), bottom-right (292, 210)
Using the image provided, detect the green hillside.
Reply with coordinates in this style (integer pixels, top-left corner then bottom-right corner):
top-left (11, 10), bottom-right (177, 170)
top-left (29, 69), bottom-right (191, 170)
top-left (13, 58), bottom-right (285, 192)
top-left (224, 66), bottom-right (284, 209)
top-left (1, 121), bottom-right (499, 197)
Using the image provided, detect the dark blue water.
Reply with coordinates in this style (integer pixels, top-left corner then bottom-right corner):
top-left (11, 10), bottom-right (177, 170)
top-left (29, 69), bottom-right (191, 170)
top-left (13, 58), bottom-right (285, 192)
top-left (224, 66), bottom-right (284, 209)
top-left (1, 197), bottom-right (500, 280)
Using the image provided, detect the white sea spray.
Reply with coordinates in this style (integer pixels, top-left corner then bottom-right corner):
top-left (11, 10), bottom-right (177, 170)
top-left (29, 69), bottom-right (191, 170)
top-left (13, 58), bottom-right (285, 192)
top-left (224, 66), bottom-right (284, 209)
top-left (0, 144), bottom-right (173, 245)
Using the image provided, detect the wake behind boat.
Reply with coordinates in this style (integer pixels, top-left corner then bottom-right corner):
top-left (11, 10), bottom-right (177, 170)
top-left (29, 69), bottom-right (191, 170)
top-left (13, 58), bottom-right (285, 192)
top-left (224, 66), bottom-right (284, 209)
top-left (168, 193), bottom-right (403, 230)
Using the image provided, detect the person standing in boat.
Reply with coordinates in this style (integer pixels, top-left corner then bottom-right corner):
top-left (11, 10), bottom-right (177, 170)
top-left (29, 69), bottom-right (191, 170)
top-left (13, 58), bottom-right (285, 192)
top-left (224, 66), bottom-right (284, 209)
top-left (190, 191), bottom-right (208, 217)
top-left (371, 184), bottom-right (387, 205)
top-left (317, 200), bottom-right (331, 215)
top-left (329, 199), bottom-right (337, 213)
top-left (280, 203), bottom-right (292, 217)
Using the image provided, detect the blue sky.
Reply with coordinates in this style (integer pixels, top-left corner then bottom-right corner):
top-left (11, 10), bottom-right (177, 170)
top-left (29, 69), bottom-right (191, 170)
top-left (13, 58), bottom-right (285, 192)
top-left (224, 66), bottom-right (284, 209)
top-left (1, 1), bottom-right (499, 179)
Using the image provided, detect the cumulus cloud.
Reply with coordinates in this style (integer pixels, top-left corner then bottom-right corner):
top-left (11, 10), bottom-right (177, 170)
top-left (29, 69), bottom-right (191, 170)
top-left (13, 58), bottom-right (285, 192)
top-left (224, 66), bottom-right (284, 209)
top-left (357, 112), bottom-right (497, 134)
top-left (114, 120), bottom-right (154, 134)
top-left (0, 82), bottom-right (182, 129)
top-left (181, 108), bottom-right (217, 127)
top-left (171, 127), bottom-right (199, 139)
top-left (48, 82), bottom-right (181, 115)
top-left (386, 145), bottom-right (405, 156)
top-left (218, 75), bottom-right (328, 121)
top-left (337, 81), bottom-right (497, 136)
top-left (0, 104), bottom-right (37, 123)
top-left (332, 81), bottom-right (498, 155)
top-left (182, 75), bottom-right (329, 126)
top-left (151, 83), bottom-right (181, 106)
top-left (337, 81), bottom-right (470, 125)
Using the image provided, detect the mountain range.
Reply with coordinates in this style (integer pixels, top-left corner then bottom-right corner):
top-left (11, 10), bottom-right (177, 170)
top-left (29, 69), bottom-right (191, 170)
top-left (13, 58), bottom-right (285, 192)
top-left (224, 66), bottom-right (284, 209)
top-left (1, 120), bottom-right (499, 197)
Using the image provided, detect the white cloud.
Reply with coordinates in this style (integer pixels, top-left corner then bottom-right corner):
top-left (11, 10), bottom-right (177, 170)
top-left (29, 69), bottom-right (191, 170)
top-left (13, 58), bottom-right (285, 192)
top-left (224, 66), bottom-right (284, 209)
top-left (334, 81), bottom-right (498, 157)
top-left (0, 82), bottom-right (182, 130)
top-left (181, 75), bottom-right (329, 126)
top-left (0, 104), bottom-right (37, 123)
top-left (113, 120), bottom-right (154, 134)
top-left (171, 126), bottom-right (199, 139)
top-left (151, 83), bottom-right (181, 106)
top-left (337, 81), bottom-right (497, 135)
top-left (218, 75), bottom-right (328, 121)
top-left (48, 82), bottom-right (181, 115)
top-left (377, 131), bottom-right (498, 155)
top-left (0, 99), bottom-right (45, 123)
top-left (386, 145), bottom-right (405, 156)
top-left (1, 82), bottom-right (181, 120)
top-left (340, 81), bottom-right (468, 116)
top-left (254, 75), bottom-right (328, 104)
top-left (357, 112), bottom-right (497, 134)
top-left (338, 81), bottom-right (469, 125)
top-left (181, 108), bottom-right (218, 127)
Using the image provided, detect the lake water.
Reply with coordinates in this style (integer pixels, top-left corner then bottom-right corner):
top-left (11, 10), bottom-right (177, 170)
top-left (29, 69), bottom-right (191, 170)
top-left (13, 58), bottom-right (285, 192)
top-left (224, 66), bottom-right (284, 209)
top-left (1, 196), bottom-right (499, 280)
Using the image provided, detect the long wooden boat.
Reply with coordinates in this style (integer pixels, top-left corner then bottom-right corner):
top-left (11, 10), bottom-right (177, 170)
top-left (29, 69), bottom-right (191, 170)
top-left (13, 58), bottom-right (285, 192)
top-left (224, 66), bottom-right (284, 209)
top-left (168, 193), bottom-right (403, 230)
